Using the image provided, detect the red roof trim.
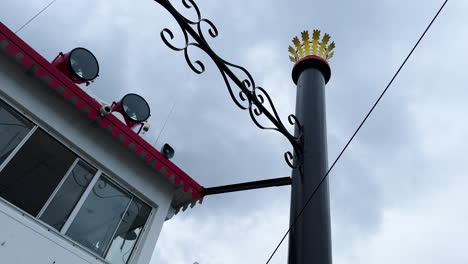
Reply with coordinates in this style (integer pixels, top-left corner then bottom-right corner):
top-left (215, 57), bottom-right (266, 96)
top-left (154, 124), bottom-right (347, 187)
top-left (0, 23), bottom-right (203, 203)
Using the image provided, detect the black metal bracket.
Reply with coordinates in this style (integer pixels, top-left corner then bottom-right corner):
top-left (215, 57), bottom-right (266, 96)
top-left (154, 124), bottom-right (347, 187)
top-left (154, 0), bottom-right (303, 169)
top-left (203, 177), bottom-right (291, 196)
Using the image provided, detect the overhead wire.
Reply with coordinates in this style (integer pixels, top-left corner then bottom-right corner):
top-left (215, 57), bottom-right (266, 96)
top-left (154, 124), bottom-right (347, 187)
top-left (265, 0), bottom-right (449, 263)
top-left (15, 0), bottom-right (58, 34)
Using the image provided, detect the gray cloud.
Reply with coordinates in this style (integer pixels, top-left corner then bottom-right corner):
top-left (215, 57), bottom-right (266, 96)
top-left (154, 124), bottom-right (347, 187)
top-left (2, 0), bottom-right (468, 263)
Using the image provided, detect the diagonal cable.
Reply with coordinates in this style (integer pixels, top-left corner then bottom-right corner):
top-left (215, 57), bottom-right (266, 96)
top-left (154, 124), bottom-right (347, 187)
top-left (265, 0), bottom-right (448, 263)
top-left (15, 0), bottom-right (58, 34)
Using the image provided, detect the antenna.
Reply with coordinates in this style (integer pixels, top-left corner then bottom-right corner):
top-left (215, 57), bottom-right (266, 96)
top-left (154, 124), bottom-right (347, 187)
top-left (154, 100), bottom-right (176, 146)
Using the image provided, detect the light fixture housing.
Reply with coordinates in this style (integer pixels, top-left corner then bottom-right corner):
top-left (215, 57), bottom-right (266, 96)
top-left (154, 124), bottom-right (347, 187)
top-left (161, 144), bottom-right (174, 159)
top-left (111, 93), bottom-right (151, 129)
top-left (52, 47), bottom-right (99, 85)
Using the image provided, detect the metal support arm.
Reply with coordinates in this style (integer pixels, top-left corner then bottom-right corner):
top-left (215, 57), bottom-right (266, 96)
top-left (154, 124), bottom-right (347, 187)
top-left (203, 177), bottom-right (291, 196)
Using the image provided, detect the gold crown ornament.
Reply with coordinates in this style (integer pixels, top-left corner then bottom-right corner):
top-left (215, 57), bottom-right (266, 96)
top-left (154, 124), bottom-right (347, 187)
top-left (288, 30), bottom-right (335, 62)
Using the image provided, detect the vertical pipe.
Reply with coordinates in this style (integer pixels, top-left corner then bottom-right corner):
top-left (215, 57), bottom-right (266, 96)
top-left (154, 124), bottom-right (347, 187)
top-left (288, 56), bottom-right (332, 264)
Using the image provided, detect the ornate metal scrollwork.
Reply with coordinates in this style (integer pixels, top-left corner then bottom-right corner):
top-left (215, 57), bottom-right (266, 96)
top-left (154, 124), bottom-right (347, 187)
top-left (155, 0), bottom-right (303, 169)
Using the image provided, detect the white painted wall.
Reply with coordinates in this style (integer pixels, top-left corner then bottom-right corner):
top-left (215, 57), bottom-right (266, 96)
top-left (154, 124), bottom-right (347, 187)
top-left (0, 55), bottom-right (175, 263)
top-left (0, 201), bottom-right (105, 264)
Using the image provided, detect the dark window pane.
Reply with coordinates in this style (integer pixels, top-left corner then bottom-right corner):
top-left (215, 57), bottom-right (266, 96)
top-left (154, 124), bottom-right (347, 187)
top-left (0, 129), bottom-right (76, 216)
top-left (40, 160), bottom-right (96, 230)
top-left (66, 177), bottom-right (131, 257)
top-left (0, 101), bottom-right (33, 165)
top-left (105, 199), bottom-right (151, 263)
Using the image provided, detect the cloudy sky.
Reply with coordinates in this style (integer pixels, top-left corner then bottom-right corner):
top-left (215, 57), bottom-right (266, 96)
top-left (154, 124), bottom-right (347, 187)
top-left (2, 0), bottom-right (468, 263)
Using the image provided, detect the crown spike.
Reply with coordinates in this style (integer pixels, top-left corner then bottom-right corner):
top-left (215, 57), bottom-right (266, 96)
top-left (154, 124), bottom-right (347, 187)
top-left (288, 29), bottom-right (335, 63)
top-left (288, 45), bottom-right (298, 61)
top-left (324, 41), bottom-right (335, 60)
top-left (301, 31), bottom-right (311, 56)
top-left (292, 36), bottom-right (304, 59)
top-left (311, 30), bottom-right (320, 55)
top-left (318, 33), bottom-right (330, 58)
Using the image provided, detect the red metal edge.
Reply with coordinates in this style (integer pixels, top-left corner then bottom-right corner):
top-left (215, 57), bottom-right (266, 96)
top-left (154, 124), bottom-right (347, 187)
top-left (0, 23), bottom-right (203, 201)
top-left (294, 55), bottom-right (329, 66)
top-left (291, 55), bottom-right (331, 85)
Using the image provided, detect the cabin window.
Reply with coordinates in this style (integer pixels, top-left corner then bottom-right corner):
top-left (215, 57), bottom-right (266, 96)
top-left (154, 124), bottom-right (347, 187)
top-left (0, 100), bottom-right (33, 165)
top-left (62, 175), bottom-right (151, 262)
top-left (66, 176), bottom-right (132, 256)
top-left (105, 198), bottom-right (152, 264)
top-left (0, 99), bottom-right (152, 263)
top-left (39, 159), bottom-right (97, 230)
top-left (0, 128), bottom-right (76, 216)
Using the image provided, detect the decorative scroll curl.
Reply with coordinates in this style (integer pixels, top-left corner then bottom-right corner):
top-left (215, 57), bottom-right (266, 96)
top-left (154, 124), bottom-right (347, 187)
top-left (155, 0), bottom-right (303, 169)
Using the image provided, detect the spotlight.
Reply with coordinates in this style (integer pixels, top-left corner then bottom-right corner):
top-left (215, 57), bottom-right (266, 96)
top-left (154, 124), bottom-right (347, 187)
top-left (52, 47), bottom-right (99, 85)
top-left (111, 93), bottom-right (151, 129)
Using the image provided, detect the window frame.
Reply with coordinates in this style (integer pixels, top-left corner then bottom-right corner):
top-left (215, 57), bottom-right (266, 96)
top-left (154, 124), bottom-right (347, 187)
top-left (0, 125), bottom-right (37, 172)
top-left (0, 95), bottom-right (155, 264)
top-left (102, 195), bottom-right (134, 257)
top-left (59, 168), bottom-right (103, 234)
top-left (35, 157), bottom-right (81, 218)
